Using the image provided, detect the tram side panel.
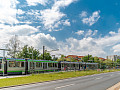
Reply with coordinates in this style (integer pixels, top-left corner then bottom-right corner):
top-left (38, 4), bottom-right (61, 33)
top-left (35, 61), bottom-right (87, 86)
top-left (7, 59), bottom-right (26, 75)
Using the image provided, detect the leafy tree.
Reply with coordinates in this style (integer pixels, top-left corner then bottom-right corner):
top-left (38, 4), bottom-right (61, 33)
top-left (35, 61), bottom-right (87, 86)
top-left (16, 45), bottom-right (40, 59)
top-left (66, 57), bottom-right (77, 62)
top-left (117, 59), bottom-right (120, 64)
top-left (82, 55), bottom-right (94, 62)
top-left (103, 59), bottom-right (113, 68)
top-left (6, 35), bottom-right (21, 58)
top-left (57, 55), bottom-right (66, 62)
top-left (39, 52), bottom-right (52, 60)
top-left (94, 56), bottom-right (99, 63)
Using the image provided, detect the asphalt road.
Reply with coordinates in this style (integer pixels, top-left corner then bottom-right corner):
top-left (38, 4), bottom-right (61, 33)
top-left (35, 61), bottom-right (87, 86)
top-left (1, 71), bottom-right (120, 90)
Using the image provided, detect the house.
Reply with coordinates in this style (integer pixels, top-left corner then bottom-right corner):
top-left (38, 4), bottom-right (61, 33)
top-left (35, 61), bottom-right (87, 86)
top-left (65, 55), bottom-right (84, 61)
top-left (98, 57), bottom-right (106, 61)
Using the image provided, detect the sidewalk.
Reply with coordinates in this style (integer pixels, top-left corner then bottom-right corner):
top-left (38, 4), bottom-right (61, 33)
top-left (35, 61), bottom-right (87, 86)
top-left (107, 82), bottom-right (120, 90)
top-left (0, 75), bottom-right (29, 79)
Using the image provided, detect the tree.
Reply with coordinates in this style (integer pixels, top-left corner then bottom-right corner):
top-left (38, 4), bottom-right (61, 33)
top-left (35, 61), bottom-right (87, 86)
top-left (39, 52), bottom-right (52, 60)
top-left (103, 59), bottom-right (113, 68)
top-left (117, 59), bottom-right (120, 64)
top-left (94, 56), bottom-right (99, 63)
top-left (6, 35), bottom-right (21, 58)
top-left (16, 45), bottom-right (40, 59)
top-left (66, 57), bottom-right (77, 62)
top-left (57, 55), bottom-right (66, 62)
top-left (82, 55), bottom-right (94, 62)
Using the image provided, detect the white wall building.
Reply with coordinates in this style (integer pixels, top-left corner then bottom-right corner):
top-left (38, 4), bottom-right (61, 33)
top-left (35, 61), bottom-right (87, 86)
top-left (106, 55), bottom-right (120, 61)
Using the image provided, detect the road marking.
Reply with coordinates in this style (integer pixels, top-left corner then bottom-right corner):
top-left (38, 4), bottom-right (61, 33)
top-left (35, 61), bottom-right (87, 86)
top-left (55, 84), bottom-right (74, 89)
top-left (110, 74), bottom-right (113, 76)
top-left (95, 77), bottom-right (102, 80)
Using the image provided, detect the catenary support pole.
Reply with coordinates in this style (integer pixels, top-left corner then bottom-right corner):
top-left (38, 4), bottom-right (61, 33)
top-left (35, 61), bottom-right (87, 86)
top-left (43, 46), bottom-right (45, 60)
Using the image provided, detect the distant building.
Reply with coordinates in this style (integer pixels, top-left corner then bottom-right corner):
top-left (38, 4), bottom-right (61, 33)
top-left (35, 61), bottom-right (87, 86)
top-left (106, 55), bottom-right (119, 61)
top-left (98, 57), bottom-right (106, 61)
top-left (65, 55), bottom-right (84, 61)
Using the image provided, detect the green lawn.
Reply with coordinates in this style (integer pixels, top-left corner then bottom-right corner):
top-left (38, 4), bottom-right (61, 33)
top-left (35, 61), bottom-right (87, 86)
top-left (0, 69), bottom-right (119, 87)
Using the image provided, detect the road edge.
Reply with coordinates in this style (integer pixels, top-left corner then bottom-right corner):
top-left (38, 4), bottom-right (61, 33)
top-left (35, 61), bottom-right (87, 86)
top-left (107, 82), bottom-right (120, 90)
top-left (0, 71), bottom-right (120, 89)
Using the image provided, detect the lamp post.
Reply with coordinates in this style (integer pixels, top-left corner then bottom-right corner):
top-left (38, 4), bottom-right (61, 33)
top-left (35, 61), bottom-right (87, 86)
top-left (29, 51), bottom-right (33, 74)
top-left (52, 55), bottom-right (55, 72)
top-left (45, 48), bottom-right (59, 72)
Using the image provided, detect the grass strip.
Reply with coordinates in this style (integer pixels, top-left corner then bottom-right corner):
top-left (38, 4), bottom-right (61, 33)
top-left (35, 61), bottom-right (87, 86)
top-left (0, 69), bottom-right (120, 87)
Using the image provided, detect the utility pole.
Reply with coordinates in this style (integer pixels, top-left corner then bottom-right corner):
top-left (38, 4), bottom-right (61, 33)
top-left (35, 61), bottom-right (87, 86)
top-left (88, 54), bottom-right (89, 61)
top-left (52, 55), bottom-right (55, 72)
top-left (43, 46), bottom-right (45, 60)
top-left (32, 50), bottom-right (33, 74)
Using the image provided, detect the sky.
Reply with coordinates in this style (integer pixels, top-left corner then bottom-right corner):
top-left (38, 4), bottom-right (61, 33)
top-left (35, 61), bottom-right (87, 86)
top-left (0, 0), bottom-right (120, 58)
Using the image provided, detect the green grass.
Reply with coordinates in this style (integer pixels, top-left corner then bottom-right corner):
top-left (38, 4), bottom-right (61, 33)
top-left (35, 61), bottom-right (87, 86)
top-left (0, 69), bottom-right (120, 87)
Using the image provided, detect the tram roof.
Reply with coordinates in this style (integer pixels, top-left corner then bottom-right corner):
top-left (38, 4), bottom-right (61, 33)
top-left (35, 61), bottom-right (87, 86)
top-left (28, 59), bottom-right (58, 63)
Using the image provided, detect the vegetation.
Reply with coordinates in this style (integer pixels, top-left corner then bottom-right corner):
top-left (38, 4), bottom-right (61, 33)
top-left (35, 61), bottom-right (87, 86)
top-left (16, 45), bottom-right (40, 59)
top-left (6, 35), bottom-right (21, 58)
top-left (82, 55), bottom-right (94, 62)
top-left (39, 52), bottom-right (52, 60)
top-left (0, 69), bottom-right (120, 87)
top-left (57, 55), bottom-right (66, 62)
top-left (16, 45), bottom-right (52, 60)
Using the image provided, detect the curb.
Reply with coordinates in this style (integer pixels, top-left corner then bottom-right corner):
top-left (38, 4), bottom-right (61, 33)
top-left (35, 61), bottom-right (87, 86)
top-left (107, 82), bottom-right (120, 90)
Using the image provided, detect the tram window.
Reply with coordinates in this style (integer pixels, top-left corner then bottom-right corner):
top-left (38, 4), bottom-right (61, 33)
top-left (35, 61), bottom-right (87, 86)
top-left (55, 63), bottom-right (57, 67)
top-left (0, 63), bottom-right (1, 69)
top-left (62, 63), bottom-right (64, 67)
top-left (9, 61), bottom-right (16, 67)
top-left (21, 62), bottom-right (24, 67)
top-left (36, 62), bottom-right (42, 67)
top-left (48, 63), bottom-right (53, 67)
top-left (16, 62), bottom-right (21, 67)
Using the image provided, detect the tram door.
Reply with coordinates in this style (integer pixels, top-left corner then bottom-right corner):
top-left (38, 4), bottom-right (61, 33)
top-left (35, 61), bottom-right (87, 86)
top-left (30, 62), bottom-right (35, 70)
top-left (43, 63), bottom-right (47, 69)
top-left (4, 61), bottom-right (7, 74)
top-left (25, 59), bottom-right (28, 74)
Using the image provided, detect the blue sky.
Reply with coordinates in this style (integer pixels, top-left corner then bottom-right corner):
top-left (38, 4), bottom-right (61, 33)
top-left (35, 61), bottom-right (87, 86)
top-left (0, 0), bottom-right (120, 58)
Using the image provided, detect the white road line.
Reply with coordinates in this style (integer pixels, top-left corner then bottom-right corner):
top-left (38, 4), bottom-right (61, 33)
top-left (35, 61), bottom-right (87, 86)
top-left (110, 74), bottom-right (113, 76)
top-left (95, 77), bottom-right (102, 80)
top-left (55, 84), bottom-right (75, 89)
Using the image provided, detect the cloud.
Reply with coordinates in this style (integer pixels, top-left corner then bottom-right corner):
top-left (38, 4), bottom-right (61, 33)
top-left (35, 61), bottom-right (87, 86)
top-left (112, 44), bottom-right (120, 53)
top-left (17, 9), bottom-right (25, 15)
top-left (40, 9), bottom-right (65, 30)
top-left (85, 29), bottom-right (93, 37)
top-left (19, 33), bottom-right (58, 51)
top-left (40, 0), bottom-right (76, 31)
top-left (63, 19), bottom-right (71, 26)
top-left (56, 28), bottom-right (120, 57)
top-left (58, 37), bottom-right (105, 57)
top-left (80, 11), bottom-right (87, 18)
top-left (109, 31), bottom-right (116, 35)
top-left (82, 10), bottom-right (100, 26)
top-left (93, 30), bottom-right (98, 36)
top-left (0, 24), bottom-right (58, 56)
top-left (26, 0), bottom-right (48, 6)
top-left (0, 0), bottom-right (19, 25)
top-left (75, 30), bottom-right (84, 35)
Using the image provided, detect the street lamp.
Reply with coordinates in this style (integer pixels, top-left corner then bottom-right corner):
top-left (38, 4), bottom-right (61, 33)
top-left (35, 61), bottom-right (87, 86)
top-left (29, 51), bottom-right (33, 74)
top-left (52, 55), bottom-right (55, 72)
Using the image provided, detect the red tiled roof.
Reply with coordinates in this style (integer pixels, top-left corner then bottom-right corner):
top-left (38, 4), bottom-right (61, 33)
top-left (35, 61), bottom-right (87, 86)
top-left (98, 57), bottom-right (105, 60)
top-left (65, 55), bottom-right (84, 59)
top-left (78, 56), bottom-right (84, 58)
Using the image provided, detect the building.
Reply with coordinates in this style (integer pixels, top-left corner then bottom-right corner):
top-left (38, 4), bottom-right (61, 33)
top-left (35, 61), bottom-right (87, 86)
top-left (106, 55), bottom-right (119, 61)
top-left (65, 55), bottom-right (84, 61)
top-left (98, 57), bottom-right (106, 61)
